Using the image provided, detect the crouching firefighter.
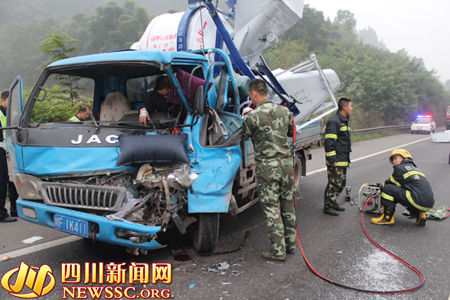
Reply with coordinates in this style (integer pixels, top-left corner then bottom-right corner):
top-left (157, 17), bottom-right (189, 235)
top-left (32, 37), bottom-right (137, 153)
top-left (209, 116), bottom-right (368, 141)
top-left (371, 149), bottom-right (435, 226)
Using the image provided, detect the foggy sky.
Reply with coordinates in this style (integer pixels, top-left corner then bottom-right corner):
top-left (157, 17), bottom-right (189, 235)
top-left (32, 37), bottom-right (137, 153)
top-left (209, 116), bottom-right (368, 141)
top-left (304, 0), bottom-right (450, 82)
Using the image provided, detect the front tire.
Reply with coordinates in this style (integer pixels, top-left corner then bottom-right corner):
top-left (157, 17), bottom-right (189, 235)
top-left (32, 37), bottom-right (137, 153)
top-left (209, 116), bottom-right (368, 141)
top-left (192, 213), bottom-right (219, 255)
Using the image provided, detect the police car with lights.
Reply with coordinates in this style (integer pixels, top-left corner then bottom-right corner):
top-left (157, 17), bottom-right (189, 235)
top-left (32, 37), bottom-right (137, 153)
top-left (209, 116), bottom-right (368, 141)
top-left (410, 115), bottom-right (436, 134)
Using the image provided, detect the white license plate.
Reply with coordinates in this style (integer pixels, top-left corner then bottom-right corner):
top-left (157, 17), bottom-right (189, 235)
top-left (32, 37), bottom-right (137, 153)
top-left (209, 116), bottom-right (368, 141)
top-left (54, 214), bottom-right (89, 238)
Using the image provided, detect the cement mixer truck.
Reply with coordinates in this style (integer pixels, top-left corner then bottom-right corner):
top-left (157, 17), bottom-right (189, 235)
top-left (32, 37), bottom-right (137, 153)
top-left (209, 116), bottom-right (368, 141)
top-left (5, 0), bottom-right (340, 254)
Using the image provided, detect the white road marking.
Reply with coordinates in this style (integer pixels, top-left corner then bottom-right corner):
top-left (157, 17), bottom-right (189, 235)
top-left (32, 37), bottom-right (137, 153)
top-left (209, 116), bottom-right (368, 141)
top-left (22, 236), bottom-right (43, 244)
top-left (0, 136), bottom-right (432, 260)
top-left (1, 236), bottom-right (81, 260)
top-left (306, 136), bottom-right (431, 176)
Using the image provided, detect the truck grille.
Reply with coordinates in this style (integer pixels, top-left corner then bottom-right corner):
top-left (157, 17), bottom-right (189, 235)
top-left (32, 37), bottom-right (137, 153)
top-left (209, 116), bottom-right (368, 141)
top-left (41, 182), bottom-right (126, 212)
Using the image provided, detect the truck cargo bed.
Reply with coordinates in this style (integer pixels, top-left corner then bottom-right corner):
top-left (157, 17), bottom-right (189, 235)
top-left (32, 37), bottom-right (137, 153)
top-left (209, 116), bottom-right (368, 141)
top-left (295, 120), bottom-right (322, 148)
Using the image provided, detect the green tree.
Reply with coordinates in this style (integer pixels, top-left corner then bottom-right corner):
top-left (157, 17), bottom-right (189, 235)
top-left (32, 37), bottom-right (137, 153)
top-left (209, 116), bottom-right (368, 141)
top-left (265, 6), bottom-right (448, 128)
top-left (40, 30), bottom-right (80, 101)
top-left (40, 30), bottom-right (79, 65)
top-left (77, 1), bottom-right (150, 54)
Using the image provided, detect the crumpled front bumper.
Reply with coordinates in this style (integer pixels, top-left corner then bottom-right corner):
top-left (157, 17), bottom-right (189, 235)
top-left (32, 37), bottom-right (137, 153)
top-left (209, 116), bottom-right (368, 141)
top-left (16, 199), bottom-right (165, 250)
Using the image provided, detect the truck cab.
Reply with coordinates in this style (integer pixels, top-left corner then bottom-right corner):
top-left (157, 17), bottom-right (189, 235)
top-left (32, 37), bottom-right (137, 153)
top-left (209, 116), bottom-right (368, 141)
top-left (7, 49), bottom-right (249, 253)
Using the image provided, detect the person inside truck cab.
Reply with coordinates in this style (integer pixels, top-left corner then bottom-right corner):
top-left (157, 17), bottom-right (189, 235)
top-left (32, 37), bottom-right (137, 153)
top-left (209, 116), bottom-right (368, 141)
top-left (138, 70), bottom-right (210, 126)
top-left (138, 75), bottom-right (181, 126)
top-left (69, 105), bottom-right (91, 122)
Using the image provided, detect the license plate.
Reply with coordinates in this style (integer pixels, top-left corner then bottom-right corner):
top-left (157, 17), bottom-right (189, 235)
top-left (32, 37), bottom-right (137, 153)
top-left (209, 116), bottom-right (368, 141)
top-left (54, 214), bottom-right (89, 238)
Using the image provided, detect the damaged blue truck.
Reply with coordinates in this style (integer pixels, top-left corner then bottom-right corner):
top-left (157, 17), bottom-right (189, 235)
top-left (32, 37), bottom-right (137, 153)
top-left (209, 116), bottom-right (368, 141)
top-left (5, 48), bottom-right (337, 254)
top-left (4, 1), bottom-right (342, 254)
top-left (7, 49), bottom-right (251, 253)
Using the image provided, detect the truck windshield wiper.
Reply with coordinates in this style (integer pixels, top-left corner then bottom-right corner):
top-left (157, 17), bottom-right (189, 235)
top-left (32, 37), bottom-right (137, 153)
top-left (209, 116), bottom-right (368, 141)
top-left (90, 111), bottom-right (101, 133)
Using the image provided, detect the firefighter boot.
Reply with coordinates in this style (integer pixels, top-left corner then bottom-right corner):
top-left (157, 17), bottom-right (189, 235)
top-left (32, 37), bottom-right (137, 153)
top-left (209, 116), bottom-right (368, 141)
top-left (371, 206), bottom-right (395, 225)
top-left (415, 211), bottom-right (427, 226)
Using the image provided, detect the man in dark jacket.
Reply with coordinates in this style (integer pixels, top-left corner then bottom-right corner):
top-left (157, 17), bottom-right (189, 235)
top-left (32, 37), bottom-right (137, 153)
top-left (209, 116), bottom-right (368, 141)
top-left (139, 75), bottom-right (174, 126)
top-left (371, 149), bottom-right (435, 226)
top-left (0, 91), bottom-right (18, 222)
top-left (323, 97), bottom-right (352, 216)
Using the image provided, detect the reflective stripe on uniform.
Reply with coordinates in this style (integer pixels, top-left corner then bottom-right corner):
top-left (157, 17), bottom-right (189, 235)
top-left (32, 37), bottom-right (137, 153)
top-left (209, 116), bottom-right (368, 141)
top-left (0, 110), bottom-right (6, 149)
top-left (325, 151), bottom-right (336, 157)
top-left (324, 133), bottom-right (337, 139)
top-left (335, 161), bottom-right (349, 167)
top-left (403, 171), bottom-right (426, 179)
top-left (405, 190), bottom-right (431, 211)
top-left (69, 116), bottom-right (80, 122)
top-left (381, 192), bottom-right (394, 201)
top-left (389, 175), bottom-right (401, 187)
top-left (339, 126), bottom-right (348, 131)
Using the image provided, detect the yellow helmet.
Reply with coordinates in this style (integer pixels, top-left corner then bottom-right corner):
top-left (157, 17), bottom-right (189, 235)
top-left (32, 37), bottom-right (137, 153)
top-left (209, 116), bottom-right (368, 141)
top-left (389, 149), bottom-right (412, 162)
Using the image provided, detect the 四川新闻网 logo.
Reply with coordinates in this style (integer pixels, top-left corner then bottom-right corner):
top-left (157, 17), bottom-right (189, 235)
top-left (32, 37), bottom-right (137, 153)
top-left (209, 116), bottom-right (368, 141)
top-left (1, 261), bottom-right (55, 298)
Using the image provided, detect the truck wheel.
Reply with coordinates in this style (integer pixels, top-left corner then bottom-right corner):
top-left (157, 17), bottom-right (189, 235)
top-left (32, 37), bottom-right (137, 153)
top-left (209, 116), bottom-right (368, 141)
top-left (294, 156), bottom-right (302, 197)
top-left (192, 213), bottom-right (219, 254)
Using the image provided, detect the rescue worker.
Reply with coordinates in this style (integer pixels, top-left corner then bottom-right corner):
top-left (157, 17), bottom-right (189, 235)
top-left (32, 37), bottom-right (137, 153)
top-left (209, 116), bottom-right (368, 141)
top-left (371, 149), bottom-right (434, 226)
top-left (242, 79), bottom-right (296, 262)
top-left (69, 105), bottom-right (91, 122)
top-left (0, 91), bottom-right (18, 222)
top-left (323, 97), bottom-right (352, 216)
top-left (139, 75), bottom-right (180, 126)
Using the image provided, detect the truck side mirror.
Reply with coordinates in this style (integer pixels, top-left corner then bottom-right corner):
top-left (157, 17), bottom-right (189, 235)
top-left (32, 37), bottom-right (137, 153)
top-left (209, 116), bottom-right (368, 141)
top-left (34, 87), bottom-right (47, 102)
top-left (192, 85), bottom-right (204, 115)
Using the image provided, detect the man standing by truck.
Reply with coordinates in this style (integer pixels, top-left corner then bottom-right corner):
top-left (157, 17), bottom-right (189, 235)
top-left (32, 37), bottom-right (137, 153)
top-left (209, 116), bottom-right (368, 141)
top-left (0, 91), bottom-right (18, 222)
top-left (243, 79), bottom-right (296, 262)
top-left (323, 97), bottom-right (353, 216)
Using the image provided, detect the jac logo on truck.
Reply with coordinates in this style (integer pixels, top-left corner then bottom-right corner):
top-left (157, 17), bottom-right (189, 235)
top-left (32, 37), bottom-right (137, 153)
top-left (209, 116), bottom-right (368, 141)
top-left (70, 134), bottom-right (118, 145)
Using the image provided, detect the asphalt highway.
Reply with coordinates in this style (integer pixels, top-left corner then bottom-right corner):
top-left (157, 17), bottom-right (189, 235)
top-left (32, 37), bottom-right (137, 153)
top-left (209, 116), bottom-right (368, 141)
top-left (1, 132), bottom-right (449, 299)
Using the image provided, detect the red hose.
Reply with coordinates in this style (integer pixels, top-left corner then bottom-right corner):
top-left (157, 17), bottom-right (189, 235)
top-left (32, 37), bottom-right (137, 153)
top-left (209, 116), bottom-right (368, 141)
top-left (295, 195), bottom-right (424, 294)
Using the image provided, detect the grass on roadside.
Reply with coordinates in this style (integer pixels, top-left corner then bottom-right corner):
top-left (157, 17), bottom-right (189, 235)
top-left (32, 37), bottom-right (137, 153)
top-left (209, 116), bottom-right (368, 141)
top-left (311, 130), bottom-right (409, 149)
top-left (351, 130), bottom-right (409, 143)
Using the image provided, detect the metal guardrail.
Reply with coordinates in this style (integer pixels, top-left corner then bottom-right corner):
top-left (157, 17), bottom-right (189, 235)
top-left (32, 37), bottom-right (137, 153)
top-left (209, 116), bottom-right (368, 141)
top-left (353, 125), bottom-right (410, 134)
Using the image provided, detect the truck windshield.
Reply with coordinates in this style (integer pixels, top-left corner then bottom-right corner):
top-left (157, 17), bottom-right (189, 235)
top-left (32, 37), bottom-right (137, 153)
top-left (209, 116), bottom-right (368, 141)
top-left (27, 62), bottom-right (206, 129)
top-left (30, 73), bottom-right (95, 124)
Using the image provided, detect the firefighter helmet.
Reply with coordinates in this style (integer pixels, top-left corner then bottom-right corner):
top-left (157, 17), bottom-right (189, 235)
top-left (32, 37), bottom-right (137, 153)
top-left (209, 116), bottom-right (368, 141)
top-left (389, 149), bottom-right (412, 162)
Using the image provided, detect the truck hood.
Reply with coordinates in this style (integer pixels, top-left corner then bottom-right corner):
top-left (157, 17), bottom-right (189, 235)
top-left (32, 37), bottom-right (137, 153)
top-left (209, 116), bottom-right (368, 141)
top-left (21, 146), bottom-right (127, 176)
top-left (18, 126), bottom-right (137, 176)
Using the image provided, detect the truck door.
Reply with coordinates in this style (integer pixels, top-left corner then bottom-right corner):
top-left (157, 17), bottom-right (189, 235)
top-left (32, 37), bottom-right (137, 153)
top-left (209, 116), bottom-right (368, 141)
top-left (6, 76), bottom-right (24, 181)
top-left (189, 63), bottom-right (243, 213)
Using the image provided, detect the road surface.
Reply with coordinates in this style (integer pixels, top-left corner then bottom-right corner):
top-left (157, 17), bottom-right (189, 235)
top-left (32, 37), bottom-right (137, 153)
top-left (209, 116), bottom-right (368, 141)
top-left (1, 133), bottom-right (449, 299)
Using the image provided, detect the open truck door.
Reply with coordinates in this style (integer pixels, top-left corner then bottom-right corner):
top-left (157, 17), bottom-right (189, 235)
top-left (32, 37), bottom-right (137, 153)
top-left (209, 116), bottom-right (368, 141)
top-left (6, 76), bottom-right (24, 183)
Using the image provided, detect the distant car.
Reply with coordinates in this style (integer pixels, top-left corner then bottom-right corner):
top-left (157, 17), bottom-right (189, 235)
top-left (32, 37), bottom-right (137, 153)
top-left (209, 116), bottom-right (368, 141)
top-left (410, 115), bottom-right (436, 134)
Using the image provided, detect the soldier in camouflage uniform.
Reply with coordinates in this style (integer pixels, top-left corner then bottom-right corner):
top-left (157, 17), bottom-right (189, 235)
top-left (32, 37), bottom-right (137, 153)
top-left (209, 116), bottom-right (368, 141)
top-left (242, 79), bottom-right (296, 262)
top-left (323, 98), bottom-right (353, 216)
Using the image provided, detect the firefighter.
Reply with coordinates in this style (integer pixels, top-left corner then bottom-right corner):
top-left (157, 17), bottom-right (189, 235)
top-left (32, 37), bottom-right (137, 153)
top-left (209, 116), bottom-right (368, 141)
top-left (323, 97), bottom-right (352, 216)
top-left (371, 149), bottom-right (435, 226)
